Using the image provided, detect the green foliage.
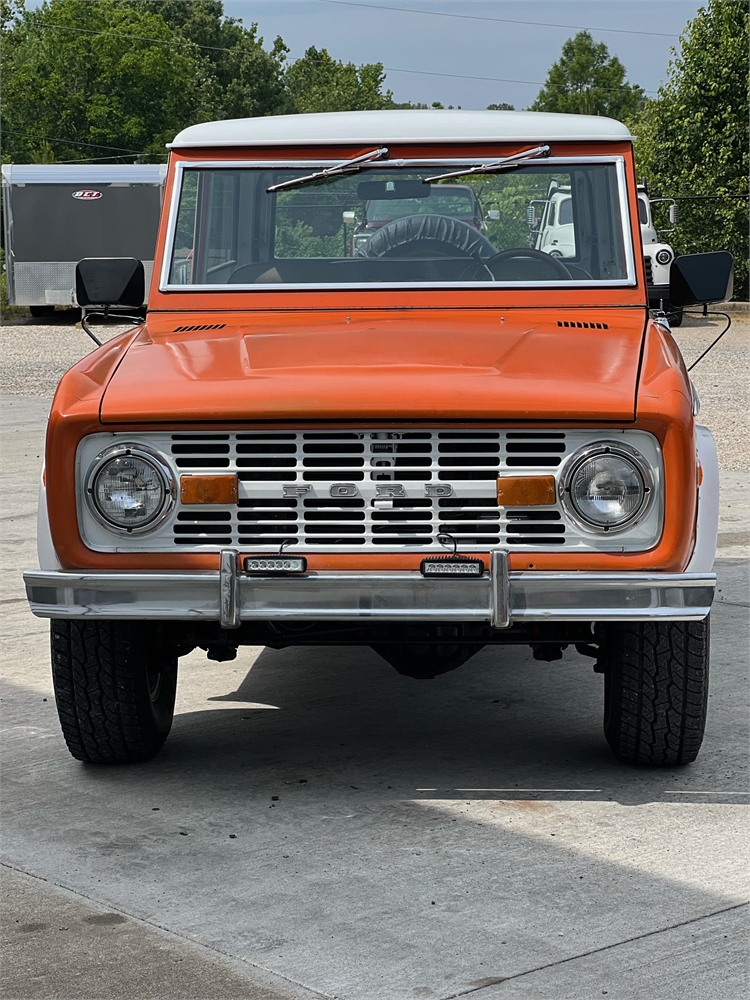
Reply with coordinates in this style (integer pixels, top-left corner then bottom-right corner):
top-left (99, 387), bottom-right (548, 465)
top-left (284, 46), bottom-right (393, 114)
top-left (275, 218), bottom-right (344, 259)
top-left (486, 103), bottom-right (515, 111)
top-left (462, 174), bottom-right (557, 250)
top-left (123, 1), bottom-right (291, 120)
top-left (531, 31), bottom-right (644, 119)
top-left (0, 1), bottom-right (395, 163)
top-left (1, 0), bottom-right (218, 161)
top-left (629, 0), bottom-right (748, 298)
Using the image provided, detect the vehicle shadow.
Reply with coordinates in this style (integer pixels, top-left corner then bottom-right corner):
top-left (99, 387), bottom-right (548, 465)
top-left (156, 632), bottom-right (746, 808)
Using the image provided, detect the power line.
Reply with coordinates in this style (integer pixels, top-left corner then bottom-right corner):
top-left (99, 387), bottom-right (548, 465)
top-left (34, 18), bottom-right (235, 53)
top-left (1, 130), bottom-right (147, 153)
top-left (55, 153), bottom-right (168, 163)
top-left (28, 21), bottom-right (656, 95)
top-left (314, 0), bottom-right (680, 39)
top-left (381, 65), bottom-right (655, 95)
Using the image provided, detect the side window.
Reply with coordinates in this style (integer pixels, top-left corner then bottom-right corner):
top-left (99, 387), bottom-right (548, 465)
top-left (548, 202), bottom-right (557, 227)
top-left (559, 198), bottom-right (573, 225)
top-left (170, 172), bottom-right (197, 284)
top-left (638, 197), bottom-right (649, 225)
top-left (169, 170), bottom-right (239, 284)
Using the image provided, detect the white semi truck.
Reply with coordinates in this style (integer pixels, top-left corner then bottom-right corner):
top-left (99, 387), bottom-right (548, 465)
top-left (531, 180), bottom-right (681, 324)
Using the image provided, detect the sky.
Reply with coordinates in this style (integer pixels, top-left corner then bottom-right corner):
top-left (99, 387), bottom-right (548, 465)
top-left (224, 0), bottom-right (703, 109)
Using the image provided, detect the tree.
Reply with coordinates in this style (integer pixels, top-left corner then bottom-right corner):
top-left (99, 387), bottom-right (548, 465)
top-left (123, 1), bottom-right (291, 120)
top-left (284, 46), bottom-right (393, 114)
top-left (531, 31), bottom-right (643, 119)
top-left (0, 0), bottom-right (289, 163)
top-left (487, 103), bottom-right (515, 111)
top-left (630, 0), bottom-right (748, 298)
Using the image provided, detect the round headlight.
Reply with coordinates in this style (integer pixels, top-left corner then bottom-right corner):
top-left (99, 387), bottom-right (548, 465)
top-left (655, 248), bottom-right (672, 266)
top-left (88, 447), bottom-right (172, 532)
top-left (566, 448), bottom-right (649, 530)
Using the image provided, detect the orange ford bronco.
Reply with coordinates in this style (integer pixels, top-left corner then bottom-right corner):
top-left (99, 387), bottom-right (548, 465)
top-left (24, 110), bottom-right (733, 766)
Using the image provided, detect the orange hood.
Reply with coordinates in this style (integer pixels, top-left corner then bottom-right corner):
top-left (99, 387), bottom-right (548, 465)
top-left (100, 308), bottom-right (646, 423)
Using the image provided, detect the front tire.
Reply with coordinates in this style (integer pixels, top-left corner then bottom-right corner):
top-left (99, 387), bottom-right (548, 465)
top-left (51, 620), bottom-right (178, 764)
top-left (603, 618), bottom-right (709, 766)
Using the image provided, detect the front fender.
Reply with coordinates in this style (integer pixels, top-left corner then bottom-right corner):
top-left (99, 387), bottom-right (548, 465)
top-left (37, 472), bottom-right (62, 571)
top-left (686, 425), bottom-right (719, 572)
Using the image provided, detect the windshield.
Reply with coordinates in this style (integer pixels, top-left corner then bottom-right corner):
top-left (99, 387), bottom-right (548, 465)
top-left (167, 162), bottom-right (629, 287)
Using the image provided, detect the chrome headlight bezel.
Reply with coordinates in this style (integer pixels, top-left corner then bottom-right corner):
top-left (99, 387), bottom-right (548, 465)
top-left (84, 443), bottom-right (176, 535)
top-left (561, 442), bottom-right (655, 534)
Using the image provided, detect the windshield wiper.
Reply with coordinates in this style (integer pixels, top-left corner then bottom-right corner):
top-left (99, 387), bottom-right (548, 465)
top-left (422, 144), bottom-right (550, 184)
top-left (266, 147), bottom-right (390, 193)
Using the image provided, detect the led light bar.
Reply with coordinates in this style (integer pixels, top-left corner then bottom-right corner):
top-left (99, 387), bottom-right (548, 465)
top-left (420, 557), bottom-right (485, 578)
top-left (243, 556), bottom-right (308, 575)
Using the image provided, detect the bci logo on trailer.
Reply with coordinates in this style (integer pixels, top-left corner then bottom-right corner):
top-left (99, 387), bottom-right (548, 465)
top-left (71, 189), bottom-right (102, 200)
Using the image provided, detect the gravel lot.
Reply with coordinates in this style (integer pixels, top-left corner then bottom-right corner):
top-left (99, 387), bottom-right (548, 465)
top-left (1, 306), bottom-right (747, 469)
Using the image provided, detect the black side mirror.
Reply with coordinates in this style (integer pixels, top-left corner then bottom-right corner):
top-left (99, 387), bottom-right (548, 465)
top-left (669, 251), bottom-right (734, 308)
top-left (76, 257), bottom-right (145, 307)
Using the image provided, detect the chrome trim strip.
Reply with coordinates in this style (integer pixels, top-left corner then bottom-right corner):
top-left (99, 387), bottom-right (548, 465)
top-left (170, 156), bottom-right (629, 170)
top-left (616, 157), bottom-right (637, 288)
top-left (160, 156), bottom-right (636, 292)
top-left (24, 569), bottom-right (715, 623)
top-left (160, 160), bottom-right (185, 290)
top-left (490, 549), bottom-right (510, 628)
top-left (161, 280), bottom-right (636, 292)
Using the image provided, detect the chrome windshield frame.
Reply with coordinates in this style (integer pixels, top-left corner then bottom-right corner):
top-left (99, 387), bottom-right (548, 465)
top-left (159, 156), bottom-right (636, 292)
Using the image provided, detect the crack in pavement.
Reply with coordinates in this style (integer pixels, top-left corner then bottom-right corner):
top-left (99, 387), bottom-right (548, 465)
top-left (438, 901), bottom-right (749, 999)
top-left (0, 861), bottom-right (335, 1000)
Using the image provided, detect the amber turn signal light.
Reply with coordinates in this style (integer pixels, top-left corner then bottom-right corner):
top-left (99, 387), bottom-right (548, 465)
top-left (180, 474), bottom-right (238, 505)
top-left (497, 475), bottom-right (556, 506)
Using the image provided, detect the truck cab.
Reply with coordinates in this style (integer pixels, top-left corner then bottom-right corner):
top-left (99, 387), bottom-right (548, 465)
top-left (24, 110), bottom-right (732, 768)
top-left (532, 179), bottom-right (682, 323)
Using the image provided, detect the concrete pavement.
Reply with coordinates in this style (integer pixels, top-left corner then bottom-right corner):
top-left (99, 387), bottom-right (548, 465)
top-left (1, 307), bottom-right (748, 999)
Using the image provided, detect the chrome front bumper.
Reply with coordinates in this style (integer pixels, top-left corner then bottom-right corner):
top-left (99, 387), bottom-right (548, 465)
top-left (24, 551), bottom-right (715, 628)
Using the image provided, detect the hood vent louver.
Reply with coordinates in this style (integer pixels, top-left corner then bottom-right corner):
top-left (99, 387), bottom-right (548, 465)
top-left (173, 323), bottom-right (226, 333)
top-left (557, 320), bottom-right (608, 329)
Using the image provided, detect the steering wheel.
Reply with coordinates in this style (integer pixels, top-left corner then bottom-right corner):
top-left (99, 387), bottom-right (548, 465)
top-left (359, 214), bottom-right (497, 261)
top-left (470, 247), bottom-right (573, 281)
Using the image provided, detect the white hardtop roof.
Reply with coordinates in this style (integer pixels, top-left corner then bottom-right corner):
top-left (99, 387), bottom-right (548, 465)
top-left (1, 163), bottom-right (167, 185)
top-left (169, 109), bottom-right (632, 149)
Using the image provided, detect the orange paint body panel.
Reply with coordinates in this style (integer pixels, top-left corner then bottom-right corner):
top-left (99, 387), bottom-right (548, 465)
top-left (42, 135), bottom-right (698, 574)
top-left (99, 308), bottom-right (644, 424)
top-left (45, 319), bottom-right (697, 574)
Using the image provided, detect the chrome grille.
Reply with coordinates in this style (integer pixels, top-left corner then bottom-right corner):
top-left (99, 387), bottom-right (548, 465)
top-left (77, 428), bottom-right (664, 554)
top-left (644, 255), bottom-right (654, 283)
top-left (168, 430), bottom-right (567, 550)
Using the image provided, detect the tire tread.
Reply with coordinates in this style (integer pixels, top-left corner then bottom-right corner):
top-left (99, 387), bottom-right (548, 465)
top-left (604, 618), bottom-right (709, 766)
top-left (51, 620), bottom-right (174, 764)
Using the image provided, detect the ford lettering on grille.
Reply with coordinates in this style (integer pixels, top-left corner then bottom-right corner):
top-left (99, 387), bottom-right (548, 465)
top-left (76, 428), bottom-right (663, 553)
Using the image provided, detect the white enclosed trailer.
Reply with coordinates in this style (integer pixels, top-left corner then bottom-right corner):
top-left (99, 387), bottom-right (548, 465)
top-left (2, 163), bottom-right (166, 313)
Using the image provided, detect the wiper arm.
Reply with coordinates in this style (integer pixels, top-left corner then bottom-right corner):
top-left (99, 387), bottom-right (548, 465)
top-left (266, 147), bottom-right (390, 193)
top-left (422, 144), bottom-right (550, 184)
